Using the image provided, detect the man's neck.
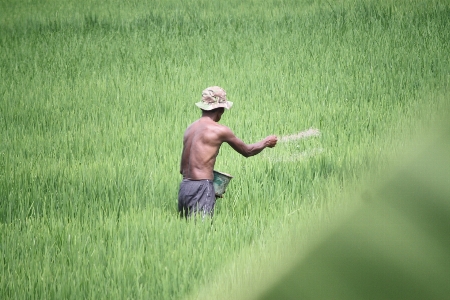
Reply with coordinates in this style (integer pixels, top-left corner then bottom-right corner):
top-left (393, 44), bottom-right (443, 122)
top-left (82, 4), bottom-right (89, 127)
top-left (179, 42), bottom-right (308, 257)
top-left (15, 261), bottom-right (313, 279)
top-left (201, 112), bottom-right (219, 122)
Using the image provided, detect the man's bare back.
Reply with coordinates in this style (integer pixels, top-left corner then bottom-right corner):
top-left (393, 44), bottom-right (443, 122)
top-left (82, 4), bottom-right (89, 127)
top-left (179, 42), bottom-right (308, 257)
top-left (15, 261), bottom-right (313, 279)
top-left (180, 116), bottom-right (225, 180)
top-left (180, 108), bottom-right (277, 180)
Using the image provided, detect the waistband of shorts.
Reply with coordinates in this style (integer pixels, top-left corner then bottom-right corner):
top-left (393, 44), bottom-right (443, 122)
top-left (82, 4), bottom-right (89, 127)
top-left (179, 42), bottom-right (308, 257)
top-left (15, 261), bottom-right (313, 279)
top-left (182, 178), bottom-right (212, 183)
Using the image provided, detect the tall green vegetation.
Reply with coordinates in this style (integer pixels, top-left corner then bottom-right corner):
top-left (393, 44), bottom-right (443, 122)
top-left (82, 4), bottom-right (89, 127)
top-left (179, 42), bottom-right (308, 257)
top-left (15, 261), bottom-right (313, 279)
top-left (1, 0), bottom-right (448, 299)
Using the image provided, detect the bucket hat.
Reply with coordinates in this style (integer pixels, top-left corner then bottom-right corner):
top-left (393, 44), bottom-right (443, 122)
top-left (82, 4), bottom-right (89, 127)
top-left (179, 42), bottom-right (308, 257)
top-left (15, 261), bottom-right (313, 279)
top-left (195, 86), bottom-right (233, 110)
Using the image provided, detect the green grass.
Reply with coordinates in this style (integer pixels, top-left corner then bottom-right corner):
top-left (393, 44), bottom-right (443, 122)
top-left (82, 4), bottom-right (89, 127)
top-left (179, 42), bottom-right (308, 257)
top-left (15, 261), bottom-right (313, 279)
top-left (1, 0), bottom-right (449, 299)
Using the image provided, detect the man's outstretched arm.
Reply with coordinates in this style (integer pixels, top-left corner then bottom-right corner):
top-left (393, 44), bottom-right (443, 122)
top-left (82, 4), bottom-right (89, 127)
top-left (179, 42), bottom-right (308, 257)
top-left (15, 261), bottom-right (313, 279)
top-left (221, 127), bottom-right (277, 157)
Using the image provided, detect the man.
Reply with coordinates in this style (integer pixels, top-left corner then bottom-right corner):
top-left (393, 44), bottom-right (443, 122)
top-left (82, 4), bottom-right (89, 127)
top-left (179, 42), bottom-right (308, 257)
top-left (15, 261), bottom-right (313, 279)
top-left (178, 86), bottom-right (278, 219)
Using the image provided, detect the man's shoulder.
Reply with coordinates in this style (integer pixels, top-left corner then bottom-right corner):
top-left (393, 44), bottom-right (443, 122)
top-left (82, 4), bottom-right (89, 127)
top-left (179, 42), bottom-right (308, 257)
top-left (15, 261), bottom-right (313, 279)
top-left (210, 122), bottom-right (232, 135)
top-left (195, 118), bottom-right (228, 131)
top-left (186, 120), bottom-right (229, 134)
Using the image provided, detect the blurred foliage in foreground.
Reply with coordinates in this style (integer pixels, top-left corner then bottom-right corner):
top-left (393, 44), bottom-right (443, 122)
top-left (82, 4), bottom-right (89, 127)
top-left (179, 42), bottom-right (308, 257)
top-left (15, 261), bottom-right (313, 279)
top-left (260, 115), bottom-right (450, 299)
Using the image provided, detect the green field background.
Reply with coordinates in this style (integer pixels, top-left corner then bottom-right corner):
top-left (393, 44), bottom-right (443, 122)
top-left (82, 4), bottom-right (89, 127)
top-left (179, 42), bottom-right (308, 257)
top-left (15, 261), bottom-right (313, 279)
top-left (1, 0), bottom-right (449, 299)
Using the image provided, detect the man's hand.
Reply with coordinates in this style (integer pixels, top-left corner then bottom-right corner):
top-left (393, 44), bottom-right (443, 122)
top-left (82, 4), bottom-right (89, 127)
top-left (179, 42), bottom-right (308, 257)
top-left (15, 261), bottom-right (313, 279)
top-left (265, 135), bottom-right (278, 148)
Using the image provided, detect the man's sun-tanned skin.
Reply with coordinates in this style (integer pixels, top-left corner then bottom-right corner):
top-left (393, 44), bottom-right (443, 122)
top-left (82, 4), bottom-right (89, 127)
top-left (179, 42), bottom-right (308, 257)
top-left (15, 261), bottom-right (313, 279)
top-left (180, 107), bottom-right (277, 180)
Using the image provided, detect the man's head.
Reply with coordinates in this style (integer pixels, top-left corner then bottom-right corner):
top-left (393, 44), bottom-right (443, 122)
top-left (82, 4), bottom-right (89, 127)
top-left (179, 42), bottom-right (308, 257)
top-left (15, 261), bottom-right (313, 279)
top-left (195, 86), bottom-right (233, 111)
top-left (201, 107), bottom-right (225, 122)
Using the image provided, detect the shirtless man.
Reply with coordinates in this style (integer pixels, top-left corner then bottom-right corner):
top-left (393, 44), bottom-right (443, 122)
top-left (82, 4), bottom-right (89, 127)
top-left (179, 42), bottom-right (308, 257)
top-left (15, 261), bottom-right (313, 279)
top-left (178, 86), bottom-right (278, 218)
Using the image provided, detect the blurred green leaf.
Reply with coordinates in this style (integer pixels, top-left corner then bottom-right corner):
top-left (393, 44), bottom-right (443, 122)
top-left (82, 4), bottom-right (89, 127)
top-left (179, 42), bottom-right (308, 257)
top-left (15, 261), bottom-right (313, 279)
top-left (261, 119), bottom-right (450, 300)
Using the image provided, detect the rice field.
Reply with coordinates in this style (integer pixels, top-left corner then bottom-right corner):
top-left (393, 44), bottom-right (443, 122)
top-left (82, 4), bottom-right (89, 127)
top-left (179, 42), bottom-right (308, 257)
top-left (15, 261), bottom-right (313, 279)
top-left (1, 0), bottom-right (449, 299)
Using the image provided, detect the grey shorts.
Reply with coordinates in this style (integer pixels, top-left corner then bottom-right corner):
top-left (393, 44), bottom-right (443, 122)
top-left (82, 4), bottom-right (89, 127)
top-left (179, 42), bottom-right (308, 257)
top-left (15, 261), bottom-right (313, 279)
top-left (178, 179), bottom-right (215, 218)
